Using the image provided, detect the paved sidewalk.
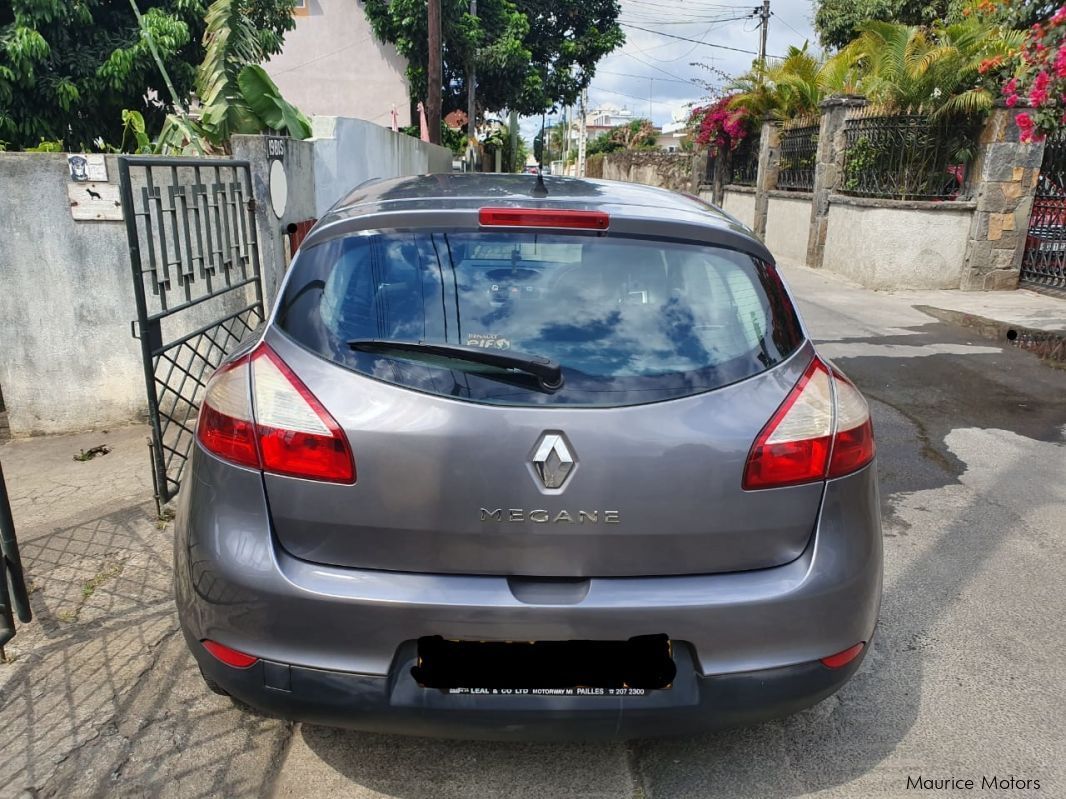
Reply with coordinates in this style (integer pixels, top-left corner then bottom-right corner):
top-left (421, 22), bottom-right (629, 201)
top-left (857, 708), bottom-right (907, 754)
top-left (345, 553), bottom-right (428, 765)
top-left (0, 427), bottom-right (290, 799)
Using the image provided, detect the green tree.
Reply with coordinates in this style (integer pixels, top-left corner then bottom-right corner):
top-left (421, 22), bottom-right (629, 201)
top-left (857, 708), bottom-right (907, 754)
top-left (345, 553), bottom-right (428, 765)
top-left (363, 0), bottom-right (624, 117)
top-left (813, 0), bottom-right (969, 50)
top-left (0, 0), bottom-right (297, 150)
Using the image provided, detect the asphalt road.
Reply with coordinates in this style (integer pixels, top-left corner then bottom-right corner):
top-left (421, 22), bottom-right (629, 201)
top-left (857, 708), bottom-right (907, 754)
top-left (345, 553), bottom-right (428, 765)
top-left (1, 264), bottom-right (1063, 798)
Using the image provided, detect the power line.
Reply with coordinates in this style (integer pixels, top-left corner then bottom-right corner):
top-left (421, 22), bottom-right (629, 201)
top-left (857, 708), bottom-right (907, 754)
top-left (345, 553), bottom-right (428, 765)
top-left (620, 50), bottom-right (706, 86)
top-left (597, 70), bottom-right (695, 85)
top-left (771, 11), bottom-right (811, 42)
top-left (620, 22), bottom-right (764, 56)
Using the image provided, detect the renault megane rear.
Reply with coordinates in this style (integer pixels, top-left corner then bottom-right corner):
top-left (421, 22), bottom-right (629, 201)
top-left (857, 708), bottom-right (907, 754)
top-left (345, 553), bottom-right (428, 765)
top-left (174, 174), bottom-right (882, 740)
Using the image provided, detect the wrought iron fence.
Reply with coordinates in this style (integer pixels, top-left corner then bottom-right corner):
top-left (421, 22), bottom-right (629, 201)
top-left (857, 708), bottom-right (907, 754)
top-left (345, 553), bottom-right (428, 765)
top-left (777, 122), bottom-right (819, 192)
top-left (118, 157), bottom-right (265, 508)
top-left (842, 112), bottom-right (979, 201)
top-left (728, 137), bottom-right (759, 186)
top-left (1021, 130), bottom-right (1066, 293)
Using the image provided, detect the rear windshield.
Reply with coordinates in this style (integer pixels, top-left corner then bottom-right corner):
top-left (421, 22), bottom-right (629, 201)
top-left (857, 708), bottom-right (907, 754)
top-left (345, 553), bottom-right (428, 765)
top-left (275, 232), bottom-right (803, 406)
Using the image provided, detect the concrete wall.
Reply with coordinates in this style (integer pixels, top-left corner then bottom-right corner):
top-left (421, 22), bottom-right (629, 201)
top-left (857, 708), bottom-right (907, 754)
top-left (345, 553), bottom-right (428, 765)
top-left (310, 116), bottom-right (453, 215)
top-left (0, 153), bottom-right (146, 436)
top-left (764, 192), bottom-right (812, 265)
top-left (231, 135), bottom-right (318, 307)
top-left (822, 196), bottom-right (975, 289)
top-left (0, 125), bottom-right (454, 437)
top-left (265, 0), bottom-right (411, 128)
top-left (722, 188), bottom-right (756, 230)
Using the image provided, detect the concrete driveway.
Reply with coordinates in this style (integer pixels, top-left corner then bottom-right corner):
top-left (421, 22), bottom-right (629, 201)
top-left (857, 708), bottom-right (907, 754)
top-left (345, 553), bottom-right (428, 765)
top-left (1, 264), bottom-right (1063, 798)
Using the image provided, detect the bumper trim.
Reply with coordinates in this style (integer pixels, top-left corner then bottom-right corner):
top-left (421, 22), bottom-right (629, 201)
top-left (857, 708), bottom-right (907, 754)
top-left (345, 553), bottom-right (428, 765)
top-left (188, 627), bottom-right (867, 741)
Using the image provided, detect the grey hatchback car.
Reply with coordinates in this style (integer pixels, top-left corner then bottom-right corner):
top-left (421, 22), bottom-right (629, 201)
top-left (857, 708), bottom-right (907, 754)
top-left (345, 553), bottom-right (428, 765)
top-left (175, 173), bottom-right (881, 740)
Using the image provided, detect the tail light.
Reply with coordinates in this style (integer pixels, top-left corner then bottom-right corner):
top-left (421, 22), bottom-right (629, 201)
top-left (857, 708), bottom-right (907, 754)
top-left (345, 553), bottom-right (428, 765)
top-left (195, 343), bottom-right (355, 483)
top-left (743, 357), bottom-right (874, 490)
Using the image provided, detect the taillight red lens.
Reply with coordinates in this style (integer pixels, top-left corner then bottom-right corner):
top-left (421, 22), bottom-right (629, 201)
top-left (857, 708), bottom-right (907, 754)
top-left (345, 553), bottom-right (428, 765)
top-left (743, 357), bottom-right (875, 490)
top-left (196, 344), bottom-right (355, 483)
top-left (478, 208), bottom-right (610, 230)
top-left (820, 642), bottom-right (865, 669)
top-left (202, 639), bottom-right (258, 668)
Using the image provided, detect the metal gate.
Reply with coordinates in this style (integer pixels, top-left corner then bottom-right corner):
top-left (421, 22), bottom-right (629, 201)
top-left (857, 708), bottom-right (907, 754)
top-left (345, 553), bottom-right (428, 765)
top-left (1, 458), bottom-right (31, 654)
top-left (118, 157), bottom-right (265, 508)
top-left (1021, 131), bottom-right (1066, 293)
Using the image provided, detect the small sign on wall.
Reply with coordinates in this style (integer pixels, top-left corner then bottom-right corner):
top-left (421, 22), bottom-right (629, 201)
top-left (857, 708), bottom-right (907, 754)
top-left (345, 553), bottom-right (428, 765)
top-left (68, 153), bottom-right (108, 182)
top-left (68, 181), bottom-right (123, 221)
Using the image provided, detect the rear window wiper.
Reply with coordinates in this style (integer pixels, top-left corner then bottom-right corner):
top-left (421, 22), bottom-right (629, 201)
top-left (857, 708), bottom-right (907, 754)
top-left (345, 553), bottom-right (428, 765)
top-left (348, 339), bottom-right (564, 392)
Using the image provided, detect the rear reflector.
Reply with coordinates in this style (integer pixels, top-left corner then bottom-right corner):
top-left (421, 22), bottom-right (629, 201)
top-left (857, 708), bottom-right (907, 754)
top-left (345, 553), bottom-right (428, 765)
top-left (202, 639), bottom-right (258, 668)
top-left (479, 208), bottom-right (610, 230)
top-left (196, 343), bottom-right (355, 483)
top-left (820, 642), bottom-right (865, 669)
top-left (743, 357), bottom-right (875, 490)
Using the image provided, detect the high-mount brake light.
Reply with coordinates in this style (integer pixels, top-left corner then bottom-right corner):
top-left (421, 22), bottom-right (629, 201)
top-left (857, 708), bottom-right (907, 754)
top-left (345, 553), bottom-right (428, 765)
top-left (478, 208), bottom-right (610, 230)
top-left (743, 357), bottom-right (875, 490)
top-left (195, 344), bottom-right (355, 483)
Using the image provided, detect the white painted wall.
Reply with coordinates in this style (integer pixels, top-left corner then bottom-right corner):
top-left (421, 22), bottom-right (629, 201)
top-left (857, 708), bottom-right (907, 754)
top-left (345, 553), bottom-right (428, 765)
top-left (823, 201), bottom-right (974, 290)
top-left (265, 0), bottom-right (411, 128)
top-left (765, 194), bottom-right (812, 266)
top-left (722, 189), bottom-right (756, 230)
top-left (311, 116), bottom-right (454, 215)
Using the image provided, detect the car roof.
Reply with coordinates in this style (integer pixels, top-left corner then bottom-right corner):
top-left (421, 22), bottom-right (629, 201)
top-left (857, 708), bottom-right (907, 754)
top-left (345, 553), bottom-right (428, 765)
top-left (325, 173), bottom-right (732, 225)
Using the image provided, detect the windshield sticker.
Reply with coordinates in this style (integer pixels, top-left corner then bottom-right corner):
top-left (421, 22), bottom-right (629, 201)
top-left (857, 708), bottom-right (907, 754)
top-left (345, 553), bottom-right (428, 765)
top-left (466, 333), bottom-right (512, 350)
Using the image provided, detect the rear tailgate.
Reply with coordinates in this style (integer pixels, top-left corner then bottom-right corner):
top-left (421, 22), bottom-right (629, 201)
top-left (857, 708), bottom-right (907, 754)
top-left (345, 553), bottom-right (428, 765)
top-left (262, 333), bottom-right (821, 577)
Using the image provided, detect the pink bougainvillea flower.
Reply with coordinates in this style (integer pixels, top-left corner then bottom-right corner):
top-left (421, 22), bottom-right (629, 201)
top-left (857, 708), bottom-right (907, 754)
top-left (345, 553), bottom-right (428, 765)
top-left (1006, 93), bottom-right (1019, 107)
top-left (1052, 6), bottom-right (1066, 24)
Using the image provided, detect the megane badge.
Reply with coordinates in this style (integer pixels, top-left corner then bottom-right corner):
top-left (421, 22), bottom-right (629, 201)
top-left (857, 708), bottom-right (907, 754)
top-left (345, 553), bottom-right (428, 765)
top-left (531, 433), bottom-right (575, 489)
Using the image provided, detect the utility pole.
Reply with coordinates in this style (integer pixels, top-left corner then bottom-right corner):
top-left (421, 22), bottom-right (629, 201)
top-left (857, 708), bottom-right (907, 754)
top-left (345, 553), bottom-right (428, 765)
top-left (508, 109), bottom-right (518, 172)
top-left (758, 0), bottom-right (770, 64)
top-left (427, 0), bottom-right (442, 145)
top-left (577, 88), bottom-right (588, 178)
top-left (467, 0), bottom-right (477, 144)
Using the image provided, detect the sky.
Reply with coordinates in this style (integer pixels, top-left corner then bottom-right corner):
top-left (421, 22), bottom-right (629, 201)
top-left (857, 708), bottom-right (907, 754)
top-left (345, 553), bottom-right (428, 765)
top-left (519, 0), bottom-right (818, 143)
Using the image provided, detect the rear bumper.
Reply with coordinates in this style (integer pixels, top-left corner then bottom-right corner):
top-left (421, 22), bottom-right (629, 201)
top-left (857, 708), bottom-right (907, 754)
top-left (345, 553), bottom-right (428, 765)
top-left (175, 444), bottom-right (882, 738)
top-left (186, 626), bottom-right (868, 740)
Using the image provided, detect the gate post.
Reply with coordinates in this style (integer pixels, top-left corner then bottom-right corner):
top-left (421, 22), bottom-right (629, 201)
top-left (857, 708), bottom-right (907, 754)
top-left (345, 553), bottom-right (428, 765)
top-left (960, 106), bottom-right (1045, 290)
top-left (806, 96), bottom-right (866, 268)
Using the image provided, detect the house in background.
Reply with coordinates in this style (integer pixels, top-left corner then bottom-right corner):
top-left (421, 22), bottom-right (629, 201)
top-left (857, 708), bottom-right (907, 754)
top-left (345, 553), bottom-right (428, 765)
top-left (656, 120), bottom-right (690, 152)
top-left (265, 0), bottom-right (412, 128)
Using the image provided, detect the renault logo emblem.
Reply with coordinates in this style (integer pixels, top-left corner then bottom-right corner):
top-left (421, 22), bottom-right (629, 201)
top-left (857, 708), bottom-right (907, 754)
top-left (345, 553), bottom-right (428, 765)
top-left (531, 433), bottom-right (575, 490)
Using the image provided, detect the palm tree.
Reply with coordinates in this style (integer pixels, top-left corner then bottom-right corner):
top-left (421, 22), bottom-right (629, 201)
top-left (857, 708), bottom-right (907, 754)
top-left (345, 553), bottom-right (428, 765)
top-left (821, 18), bottom-right (1024, 115)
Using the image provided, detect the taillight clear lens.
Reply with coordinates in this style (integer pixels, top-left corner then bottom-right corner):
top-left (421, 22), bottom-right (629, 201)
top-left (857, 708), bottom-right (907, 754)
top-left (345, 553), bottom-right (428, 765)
top-left (743, 357), bottom-right (875, 490)
top-left (251, 346), bottom-right (355, 483)
top-left (827, 367), bottom-right (875, 478)
top-left (196, 344), bottom-right (355, 483)
top-left (743, 359), bottom-right (834, 489)
top-left (196, 356), bottom-right (260, 469)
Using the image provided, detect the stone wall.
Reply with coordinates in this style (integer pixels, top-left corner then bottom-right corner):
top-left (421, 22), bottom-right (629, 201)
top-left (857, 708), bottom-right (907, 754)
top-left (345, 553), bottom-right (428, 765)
top-left (959, 108), bottom-right (1044, 290)
top-left (599, 151), bottom-right (704, 194)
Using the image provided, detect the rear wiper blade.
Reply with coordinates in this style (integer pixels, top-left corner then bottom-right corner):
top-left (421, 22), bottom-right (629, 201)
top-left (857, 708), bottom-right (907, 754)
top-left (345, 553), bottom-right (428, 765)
top-left (348, 339), bottom-right (564, 391)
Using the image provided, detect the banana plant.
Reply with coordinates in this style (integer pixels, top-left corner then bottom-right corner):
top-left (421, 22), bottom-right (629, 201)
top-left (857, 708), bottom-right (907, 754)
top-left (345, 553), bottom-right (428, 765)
top-left (156, 0), bottom-right (311, 153)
